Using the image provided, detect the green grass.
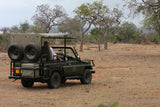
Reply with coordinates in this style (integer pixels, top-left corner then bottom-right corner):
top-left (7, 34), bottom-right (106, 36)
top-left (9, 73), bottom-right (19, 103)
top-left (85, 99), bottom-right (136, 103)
top-left (98, 101), bottom-right (118, 107)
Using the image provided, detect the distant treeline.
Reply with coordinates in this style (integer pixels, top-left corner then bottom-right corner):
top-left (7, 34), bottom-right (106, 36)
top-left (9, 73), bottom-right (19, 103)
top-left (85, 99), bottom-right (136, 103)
top-left (0, 27), bottom-right (159, 52)
top-left (0, 0), bottom-right (159, 51)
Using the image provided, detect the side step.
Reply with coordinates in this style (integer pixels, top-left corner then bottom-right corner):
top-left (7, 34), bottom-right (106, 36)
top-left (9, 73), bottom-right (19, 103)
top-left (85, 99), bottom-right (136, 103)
top-left (66, 76), bottom-right (81, 79)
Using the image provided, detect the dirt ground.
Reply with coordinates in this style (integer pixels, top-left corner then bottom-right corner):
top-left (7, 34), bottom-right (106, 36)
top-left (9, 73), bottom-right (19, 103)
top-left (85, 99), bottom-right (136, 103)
top-left (0, 43), bottom-right (160, 107)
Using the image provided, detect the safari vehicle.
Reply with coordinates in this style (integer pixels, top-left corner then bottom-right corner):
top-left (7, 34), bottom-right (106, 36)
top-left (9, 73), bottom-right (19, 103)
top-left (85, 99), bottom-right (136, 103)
top-left (8, 33), bottom-right (95, 89)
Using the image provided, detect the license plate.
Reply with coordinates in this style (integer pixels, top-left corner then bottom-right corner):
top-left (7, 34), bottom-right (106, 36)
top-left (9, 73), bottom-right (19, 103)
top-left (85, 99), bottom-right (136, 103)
top-left (15, 69), bottom-right (22, 73)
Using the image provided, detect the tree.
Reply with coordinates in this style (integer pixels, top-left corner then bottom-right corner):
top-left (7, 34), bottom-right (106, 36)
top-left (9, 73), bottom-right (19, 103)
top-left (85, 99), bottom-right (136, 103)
top-left (10, 25), bottom-right (19, 33)
top-left (19, 21), bottom-right (29, 33)
top-left (119, 22), bottom-right (139, 42)
top-left (90, 28), bottom-right (103, 51)
top-left (74, 1), bottom-right (122, 50)
top-left (30, 26), bottom-right (46, 33)
top-left (143, 12), bottom-right (160, 38)
top-left (124, 0), bottom-right (160, 38)
top-left (58, 17), bottom-right (81, 38)
top-left (74, 3), bottom-right (97, 51)
top-left (93, 5), bottom-right (122, 49)
top-left (89, 1), bottom-right (109, 50)
top-left (0, 27), bottom-right (10, 35)
top-left (32, 4), bottom-right (67, 33)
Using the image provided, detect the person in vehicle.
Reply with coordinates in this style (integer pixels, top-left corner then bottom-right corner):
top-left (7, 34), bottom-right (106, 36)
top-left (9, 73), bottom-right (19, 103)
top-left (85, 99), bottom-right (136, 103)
top-left (42, 41), bottom-right (63, 61)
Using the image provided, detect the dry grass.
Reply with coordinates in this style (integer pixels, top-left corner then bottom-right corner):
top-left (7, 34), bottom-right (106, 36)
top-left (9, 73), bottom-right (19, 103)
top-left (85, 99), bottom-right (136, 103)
top-left (0, 43), bottom-right (160, 107)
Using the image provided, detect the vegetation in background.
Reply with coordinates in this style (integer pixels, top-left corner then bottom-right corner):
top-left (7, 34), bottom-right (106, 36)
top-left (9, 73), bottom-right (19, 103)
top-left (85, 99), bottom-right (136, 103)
top-left (124, 0), bottom-right (160, 38)
top-left (0, 0), bottom-right (159, 51)
top-left (58, 17), bottom-right (81, 43)
top-left (74, 1), bottom-right (122, 51)
top-left (0, 34), bottom-right (10, 51)
top-left (90, 28), bottom-right (103, 51)
top-left (74, 2), bottom-right (98, 51)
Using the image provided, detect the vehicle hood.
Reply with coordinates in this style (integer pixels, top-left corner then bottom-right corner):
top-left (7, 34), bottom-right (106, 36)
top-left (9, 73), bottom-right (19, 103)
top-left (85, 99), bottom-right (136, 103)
top-left (80, 59), bottom-right (91, 63)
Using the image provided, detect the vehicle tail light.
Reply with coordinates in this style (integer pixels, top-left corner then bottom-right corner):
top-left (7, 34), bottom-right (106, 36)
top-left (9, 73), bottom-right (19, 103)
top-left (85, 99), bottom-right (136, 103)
top-left (41, 70), bottom-right (43, 75)
top-left (12, 68), bottom-right (14, 72)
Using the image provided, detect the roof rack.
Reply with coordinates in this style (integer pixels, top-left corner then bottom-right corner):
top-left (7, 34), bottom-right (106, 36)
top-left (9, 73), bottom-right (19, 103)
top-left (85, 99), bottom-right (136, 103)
top-left (39, 33), bottom-right (74, 39)
top-left (11, 33), bottom-right (75, 39)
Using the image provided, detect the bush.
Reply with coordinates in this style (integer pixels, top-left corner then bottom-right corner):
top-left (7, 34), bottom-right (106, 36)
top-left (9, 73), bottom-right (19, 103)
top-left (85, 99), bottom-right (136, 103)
top-left (98, 102), bottom-right (118, 107)
top-left (108, 35), bottom-right (122, 43)
top-left (0, 34), bottom-right (10, 51)
top-left (152, 36), bottom-right (160, 44)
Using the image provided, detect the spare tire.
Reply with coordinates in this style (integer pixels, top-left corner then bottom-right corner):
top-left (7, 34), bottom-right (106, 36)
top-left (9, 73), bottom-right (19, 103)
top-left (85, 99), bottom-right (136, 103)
top-left (8, 44), bottom-right (23, 61)
top-left (24, 44), bottom-right (40, 62)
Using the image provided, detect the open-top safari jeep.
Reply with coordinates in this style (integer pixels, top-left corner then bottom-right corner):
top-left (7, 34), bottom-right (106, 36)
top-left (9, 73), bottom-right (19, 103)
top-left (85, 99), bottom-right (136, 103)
top-left (8, 33), bottom-right (95, 88)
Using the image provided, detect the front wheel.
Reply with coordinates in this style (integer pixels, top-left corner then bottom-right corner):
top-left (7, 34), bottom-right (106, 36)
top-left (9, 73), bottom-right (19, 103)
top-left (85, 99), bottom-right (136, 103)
top-left (80, 69), bottom-right (92, 84)
top-left (21, 79), bottom-right (34, 88)
top-left (48, 72), bottom-right (61, 89)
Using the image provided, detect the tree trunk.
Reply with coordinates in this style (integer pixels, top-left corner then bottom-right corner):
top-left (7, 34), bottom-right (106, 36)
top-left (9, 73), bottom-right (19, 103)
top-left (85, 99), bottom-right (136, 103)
top-left (80, 35), bottom-right (84, 52)
top-left (46, 28), bottom-right (49, 33)
top-left (79, 23), bottom-right (92, 52)
top-left (158, 31), bottom-right (160, 39)
top-left (86, 40), bottom-right (90, 50)
top-left (104, 35), bottom-right (108, 50)
top-left (127, 35), bottom-right (129, 42)
top-left (98, 41), bottom-right (101, 52)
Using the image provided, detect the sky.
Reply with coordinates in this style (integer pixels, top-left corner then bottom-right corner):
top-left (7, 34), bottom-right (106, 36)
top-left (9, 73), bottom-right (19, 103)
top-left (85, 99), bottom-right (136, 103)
top-left (0, 0), bottom-right (144, 28)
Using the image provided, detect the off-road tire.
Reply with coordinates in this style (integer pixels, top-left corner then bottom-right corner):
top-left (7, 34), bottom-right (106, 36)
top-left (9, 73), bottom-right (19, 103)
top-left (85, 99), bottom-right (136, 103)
top-left (8, 44), bottom-right (23, 61)
top-left (80, 69), bottom-right (92, 84)
top-left (24, 44), bottom-right (40, 62)
top-left (21, 79), bottom-right (34, 88)
top-left (48, 72), bottom-right (61, 89)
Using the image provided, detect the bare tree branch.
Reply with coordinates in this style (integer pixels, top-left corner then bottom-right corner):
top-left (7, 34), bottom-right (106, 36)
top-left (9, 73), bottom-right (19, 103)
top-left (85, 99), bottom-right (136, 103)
top-left (32, 4), bottom-right (67, 33)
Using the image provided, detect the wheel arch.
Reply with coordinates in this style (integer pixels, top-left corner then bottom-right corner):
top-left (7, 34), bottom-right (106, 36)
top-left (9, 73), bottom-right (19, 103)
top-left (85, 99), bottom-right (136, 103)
top-left (50, 69), bottom-right (65, 79)
top-left (85, 66), bottom-right (92, 70)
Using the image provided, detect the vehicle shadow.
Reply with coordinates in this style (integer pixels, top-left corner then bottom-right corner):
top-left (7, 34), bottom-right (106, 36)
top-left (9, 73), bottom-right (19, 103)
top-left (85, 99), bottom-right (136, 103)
top-left (61, 82), bottom-right (82, 88)
top-left (22, 81), bottom-right (84, 90)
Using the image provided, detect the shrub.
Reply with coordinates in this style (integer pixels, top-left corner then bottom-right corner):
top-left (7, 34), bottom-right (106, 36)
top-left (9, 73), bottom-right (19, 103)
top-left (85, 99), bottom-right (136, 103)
top-left (152, 36), bottom-right (160, 44)
top-left (98, 101), bottom-right (118, 107)
top-left (0, 34), bottom-right (10, 51)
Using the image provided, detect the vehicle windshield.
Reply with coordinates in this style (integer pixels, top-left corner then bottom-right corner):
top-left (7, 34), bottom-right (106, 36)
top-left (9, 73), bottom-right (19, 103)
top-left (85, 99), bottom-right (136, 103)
top-left (52, 47), bottom-right (77, 61)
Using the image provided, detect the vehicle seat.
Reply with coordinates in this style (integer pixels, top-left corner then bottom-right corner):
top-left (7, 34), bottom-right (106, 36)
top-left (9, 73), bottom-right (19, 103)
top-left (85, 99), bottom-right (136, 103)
top-left (41, 46), bottom-right (52, 61)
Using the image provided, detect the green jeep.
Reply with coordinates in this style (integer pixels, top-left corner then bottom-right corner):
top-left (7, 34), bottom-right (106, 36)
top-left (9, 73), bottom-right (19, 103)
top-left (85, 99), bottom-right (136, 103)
top-left (8, 33), bottom-right (95, 89)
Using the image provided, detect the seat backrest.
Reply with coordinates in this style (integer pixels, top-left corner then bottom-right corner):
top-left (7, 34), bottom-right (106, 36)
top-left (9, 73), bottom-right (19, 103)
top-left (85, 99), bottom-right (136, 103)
top-left (41, 46), bottom-right (52, 61)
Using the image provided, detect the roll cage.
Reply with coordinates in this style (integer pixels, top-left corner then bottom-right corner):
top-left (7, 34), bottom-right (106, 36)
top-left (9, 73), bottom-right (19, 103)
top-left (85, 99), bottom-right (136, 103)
top-left (39, 33), bottom-right (77, 62)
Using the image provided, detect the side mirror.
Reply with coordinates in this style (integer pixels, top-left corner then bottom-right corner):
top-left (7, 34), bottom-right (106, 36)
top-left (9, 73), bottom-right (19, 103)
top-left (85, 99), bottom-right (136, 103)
top-left (77, 55), bottom-right (80, 60)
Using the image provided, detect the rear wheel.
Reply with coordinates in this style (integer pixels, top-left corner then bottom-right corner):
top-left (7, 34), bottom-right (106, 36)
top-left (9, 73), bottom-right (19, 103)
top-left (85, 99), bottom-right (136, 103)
top-left (80, 69), bottom-right (92, 84)
top-left (48, 72), bottom-right (61, 89)
top-left (21, 79), bottom-right (34, 88)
